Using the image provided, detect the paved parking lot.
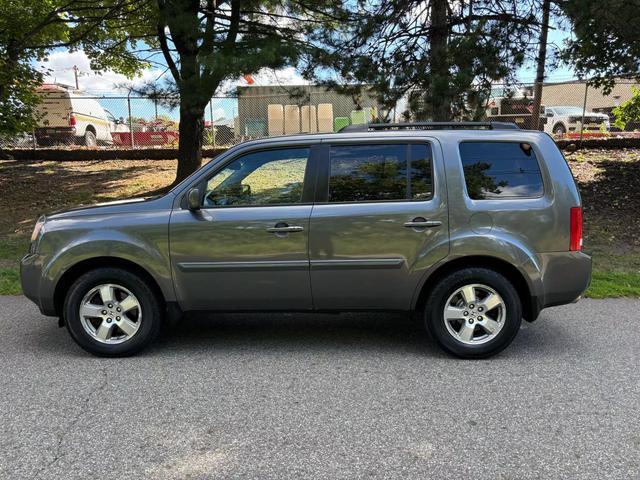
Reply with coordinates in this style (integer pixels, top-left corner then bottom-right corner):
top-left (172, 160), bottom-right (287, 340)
top-left (1, 296), bottom-right (639, 479)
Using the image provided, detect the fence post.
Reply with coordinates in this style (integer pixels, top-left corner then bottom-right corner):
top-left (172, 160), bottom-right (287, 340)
top-left (579, 81), bottom-right (589, 146)
top-left (127, 93), bottom-right (135, 148)
top-left (209, 99), bottom-right (216, 148)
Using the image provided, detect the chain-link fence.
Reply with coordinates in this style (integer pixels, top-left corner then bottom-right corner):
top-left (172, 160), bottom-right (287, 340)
top-left (1, 80), bottom-right (638, 150)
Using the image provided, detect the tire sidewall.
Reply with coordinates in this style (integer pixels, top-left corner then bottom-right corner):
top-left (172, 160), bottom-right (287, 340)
top-left (84, 130), bottom-right (97, 146)
top-left (425, 268), bottom-right (522, 359)
top-left (553, 123), bottom-right (566, 135)
top-left (64, 268), bottom-right (161, 356)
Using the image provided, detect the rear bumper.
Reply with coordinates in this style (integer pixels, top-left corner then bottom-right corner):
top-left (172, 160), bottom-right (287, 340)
top-left (539, 251), bottom-right (592, 308)
top-left (34, 127), bottom-right (76, 143)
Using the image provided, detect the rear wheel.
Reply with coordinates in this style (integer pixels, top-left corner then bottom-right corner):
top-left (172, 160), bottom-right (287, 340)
top-left (83, 129), bottom-right (97, 146)
top-left (424, 268), bottom-right (522, 358)
top-left (63, 268), bottom-right (162, 356)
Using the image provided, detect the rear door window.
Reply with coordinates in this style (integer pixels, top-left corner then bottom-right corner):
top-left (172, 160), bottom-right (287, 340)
top-left (459, 142), bottom-right (543, 199)
top-left (328, 143), bottom-right (433, 202)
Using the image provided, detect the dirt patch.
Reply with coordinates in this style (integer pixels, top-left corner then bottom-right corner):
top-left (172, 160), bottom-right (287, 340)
top-left (0, 159), bottom-right (180, 238)
top-left (566, 149), bottom-right (640, 250)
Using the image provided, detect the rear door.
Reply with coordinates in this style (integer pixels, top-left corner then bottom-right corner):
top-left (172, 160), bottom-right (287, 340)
top-left (308, 138), bottom-right (449, 310)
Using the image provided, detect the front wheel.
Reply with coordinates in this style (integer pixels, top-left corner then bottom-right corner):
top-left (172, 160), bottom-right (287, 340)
top-left (424, 268), bottom-right (522, 359)
top-left (63, 268), bottom-right (162, 356)
top-left (552, 123), bottom-right (566, 135)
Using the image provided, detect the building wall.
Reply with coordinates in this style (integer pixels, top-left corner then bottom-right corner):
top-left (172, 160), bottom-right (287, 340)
top-left (541, 81), bottom-right (638, 112)
top-left (236, 85), bottom-right (379, 137)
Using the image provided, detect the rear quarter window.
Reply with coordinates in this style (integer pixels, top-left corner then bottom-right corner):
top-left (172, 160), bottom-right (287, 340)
top-left (459, 141), bottom-right (543, 199)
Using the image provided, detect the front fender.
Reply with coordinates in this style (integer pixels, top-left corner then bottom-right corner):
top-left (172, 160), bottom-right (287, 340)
top-left (40, 228), bottom-right (174, 310)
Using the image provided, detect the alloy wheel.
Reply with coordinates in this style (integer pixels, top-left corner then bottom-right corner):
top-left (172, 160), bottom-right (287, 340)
top-left (79, 283), bottom-right (142, 344)
top-left (443, 283), bottom-right (506, 345)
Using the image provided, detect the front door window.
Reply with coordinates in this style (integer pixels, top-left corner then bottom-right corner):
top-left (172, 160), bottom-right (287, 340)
top-left (204, 148), bottom-right (310, 207)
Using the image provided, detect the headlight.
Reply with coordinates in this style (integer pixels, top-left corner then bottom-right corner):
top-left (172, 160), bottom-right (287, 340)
top-left (29, 216), bottom-right (46, 252)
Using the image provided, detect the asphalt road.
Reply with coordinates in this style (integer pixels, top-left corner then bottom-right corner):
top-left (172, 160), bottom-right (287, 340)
top-left (1, 296), bottom-right (639, 480)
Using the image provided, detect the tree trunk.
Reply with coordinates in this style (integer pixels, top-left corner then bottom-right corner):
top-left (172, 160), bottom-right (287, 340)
top-left (174, 100), bottom-right (205, 185)
top-left (429, 0), bottom-right (450, 121)
top-left (531, 0), bottom-right (550, 130)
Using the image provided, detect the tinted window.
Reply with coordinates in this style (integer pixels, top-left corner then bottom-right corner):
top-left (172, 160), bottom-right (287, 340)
top-left (329, 144), bottom-right (433, 202)
top-left (204, 148), bottom-right (309, 206)
top-left (459, 142), bottom-right (543, 199)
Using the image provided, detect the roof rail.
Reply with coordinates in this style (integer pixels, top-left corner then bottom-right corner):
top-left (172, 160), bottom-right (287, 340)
top-left (339, 121), bottom-right (519, 132)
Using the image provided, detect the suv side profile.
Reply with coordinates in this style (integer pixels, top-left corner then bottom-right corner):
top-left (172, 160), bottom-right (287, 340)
top-left (21, 122), bottom-right (592, 358)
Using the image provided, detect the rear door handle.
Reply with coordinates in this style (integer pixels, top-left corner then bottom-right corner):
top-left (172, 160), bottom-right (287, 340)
top-left (267, 223), bottom-right (304, 233)
top-left (404, 218), bottom-right (442, 228)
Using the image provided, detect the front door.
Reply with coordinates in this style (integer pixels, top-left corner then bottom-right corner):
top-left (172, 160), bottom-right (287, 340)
top-left (309, 140), bottom-right (449, 310)
top-left (170, 146), bottom-right (316, 311)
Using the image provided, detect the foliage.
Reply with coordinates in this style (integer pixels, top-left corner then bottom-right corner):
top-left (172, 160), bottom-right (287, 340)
top-left (560, 0), bottom-right (640, 93)
top-left (0, 0), bottom-right (151, 136)
top-left (612, 87), bottom-right (640, 130)
top-left (304, 0), bottom-right (539, 121)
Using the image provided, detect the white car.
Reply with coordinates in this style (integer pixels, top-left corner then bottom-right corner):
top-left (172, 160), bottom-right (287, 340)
top-left (34, 84), bottom-right (118, 146)
top-left (544, 106), bottom-right (610, 135)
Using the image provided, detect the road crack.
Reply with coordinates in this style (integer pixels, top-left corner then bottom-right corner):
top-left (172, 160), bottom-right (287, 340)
top-left (31, 364), bottom-right (109, 479)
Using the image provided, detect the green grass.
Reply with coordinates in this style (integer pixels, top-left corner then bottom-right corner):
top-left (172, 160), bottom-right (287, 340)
top-left (0, 237), bottom-right (28, 295)
top-left (586, 270), bottom-right (640, 299)
top-left (0, 268), bottom-right (21, 295)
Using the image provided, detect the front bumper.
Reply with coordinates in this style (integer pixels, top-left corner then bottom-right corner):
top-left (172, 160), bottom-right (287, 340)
top-left (20, 253), bottom-right (57, 316)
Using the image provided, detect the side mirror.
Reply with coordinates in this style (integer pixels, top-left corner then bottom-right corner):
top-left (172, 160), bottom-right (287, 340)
top-left (187, 187), bottom-right (201, 211)
top-left (546, 112), bottom-right (554, 117)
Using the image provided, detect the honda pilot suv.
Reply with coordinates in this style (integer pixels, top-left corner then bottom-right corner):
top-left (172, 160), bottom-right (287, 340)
top-left (21, 122), bottom-right (591, 358)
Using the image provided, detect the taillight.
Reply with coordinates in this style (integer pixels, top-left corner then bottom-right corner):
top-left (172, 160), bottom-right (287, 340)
top-left (570, 207), bottom-right (583, 251)
top-left (69, 114), bottom-right (77, 126)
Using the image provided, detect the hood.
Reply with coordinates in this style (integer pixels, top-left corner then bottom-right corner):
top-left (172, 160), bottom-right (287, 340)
top-left (46, 193), bottom-right (175, 220)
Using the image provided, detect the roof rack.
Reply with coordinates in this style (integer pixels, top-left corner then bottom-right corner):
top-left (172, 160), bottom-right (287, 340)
top-left (339, 121), bottom-right (519, 132)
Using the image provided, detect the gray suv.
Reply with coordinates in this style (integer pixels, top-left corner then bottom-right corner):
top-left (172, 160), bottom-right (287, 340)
top-left (21, 122), bottom-right (591, 358)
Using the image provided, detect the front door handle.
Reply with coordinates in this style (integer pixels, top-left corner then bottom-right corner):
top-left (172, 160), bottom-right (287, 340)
top-left (267, 223), bottom-right (304, 233)
top-left (404, 218), bottom-right (442, 228)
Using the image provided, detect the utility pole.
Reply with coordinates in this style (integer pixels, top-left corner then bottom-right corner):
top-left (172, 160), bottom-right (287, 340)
top-left (72, 65), bottom-right (79, 90)
top-left (531, 0), bottom-right (550, 130)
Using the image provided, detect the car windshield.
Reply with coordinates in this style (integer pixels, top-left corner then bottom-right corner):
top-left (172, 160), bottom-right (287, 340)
top-left (552, 106), bottom-right (586, 115)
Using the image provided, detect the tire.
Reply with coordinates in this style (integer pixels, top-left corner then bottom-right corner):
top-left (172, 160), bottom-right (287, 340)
top-left (83, 129), bottom-right (97, 146)
top-left (552, 123), bottom-right (566, 135)
top-left (424, 268), bottom-right (522, 359)
top-left (63, 267), bottom-right (162, 357)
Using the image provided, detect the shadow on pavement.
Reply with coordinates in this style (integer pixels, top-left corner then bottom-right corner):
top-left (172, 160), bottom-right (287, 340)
top-left (21, 307), bottom-right (572, 360)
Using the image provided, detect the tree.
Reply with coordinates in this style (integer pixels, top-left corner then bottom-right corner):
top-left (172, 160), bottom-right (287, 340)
top-left (0, 0), bottom-right (150, 135)
top-left (530, 0), bottom-right (550, 131)
top-left (305, 0), bottom-right (539, 122)
top-left (143, 0), bottom-right (340, 183)
top-left (560, 0), bottom-right (640, 93)
top-left (612, 87), bottom-right (640, 130)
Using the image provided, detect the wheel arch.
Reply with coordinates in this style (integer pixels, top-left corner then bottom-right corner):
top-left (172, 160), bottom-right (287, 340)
top-left (552, 121), bottom-right (567, 133)
top-left (53, 256), bottom-right (166, 317)
top-left (412, 255), bottom-right (540, 322)
top-left (85, 124), bottom-right (96, 135)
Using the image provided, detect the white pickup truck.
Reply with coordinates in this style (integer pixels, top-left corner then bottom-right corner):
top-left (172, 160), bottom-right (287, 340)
top-left (544, 106), bottom-right (610, 135)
